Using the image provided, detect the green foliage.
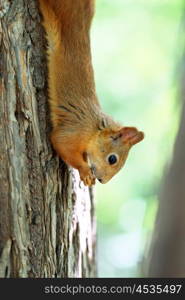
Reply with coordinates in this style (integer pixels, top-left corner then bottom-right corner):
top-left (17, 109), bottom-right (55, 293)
top-left (91, 0), bottom-right (183, 277)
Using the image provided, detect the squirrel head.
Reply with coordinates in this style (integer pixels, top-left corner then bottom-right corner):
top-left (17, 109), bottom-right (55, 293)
top-left (87, 126), bottom-right (144, 184)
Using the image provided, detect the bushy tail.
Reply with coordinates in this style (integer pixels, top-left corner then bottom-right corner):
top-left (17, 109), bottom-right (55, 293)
top-left (38, 0), bottom-right (64, 126)
top-left (38, 0), bottom-right (62, 55)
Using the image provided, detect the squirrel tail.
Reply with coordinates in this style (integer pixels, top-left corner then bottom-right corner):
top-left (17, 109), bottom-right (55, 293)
top-left (39, 0), bottom-right (62, 54)
top-left (38, 0), bottom-right (64, 127)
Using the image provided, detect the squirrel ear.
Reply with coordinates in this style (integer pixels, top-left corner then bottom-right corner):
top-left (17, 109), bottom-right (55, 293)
top-left (119, 127), bottom-right (144, 146)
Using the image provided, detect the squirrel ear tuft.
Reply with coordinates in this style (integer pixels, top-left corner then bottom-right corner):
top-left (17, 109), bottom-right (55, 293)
top-left (119, 127), bottom-right (144, 146)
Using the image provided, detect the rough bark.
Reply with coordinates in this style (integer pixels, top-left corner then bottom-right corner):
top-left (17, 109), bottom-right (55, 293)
top-left (0, 0), bottom-right (96, 278)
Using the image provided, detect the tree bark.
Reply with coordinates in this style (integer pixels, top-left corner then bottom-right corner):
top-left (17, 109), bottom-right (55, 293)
top-left (0, 0), bottom-right (96, 278)
top-left (148, 79), bottom-right (185, 277)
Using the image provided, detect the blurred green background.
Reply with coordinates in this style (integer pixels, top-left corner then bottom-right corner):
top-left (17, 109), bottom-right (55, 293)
top-left (91, 0), bottom-right (183, 277)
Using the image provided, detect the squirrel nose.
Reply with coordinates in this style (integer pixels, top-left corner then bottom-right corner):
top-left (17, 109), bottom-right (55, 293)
top-left (98, 178), bottom-right (102, 183)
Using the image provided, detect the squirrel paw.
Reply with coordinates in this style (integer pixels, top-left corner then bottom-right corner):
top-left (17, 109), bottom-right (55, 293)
top-left (79, 167), bottom-right (96, 186)
top-left (83, 174), bottom-right (96, 186)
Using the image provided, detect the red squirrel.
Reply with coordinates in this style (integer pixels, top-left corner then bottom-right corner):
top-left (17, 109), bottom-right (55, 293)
top-left (38, 0), bottom-right (144, 186)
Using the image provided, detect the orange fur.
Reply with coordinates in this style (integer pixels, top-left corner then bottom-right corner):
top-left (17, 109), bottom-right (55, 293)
top-left (38, 0), bottom-right (144, 185)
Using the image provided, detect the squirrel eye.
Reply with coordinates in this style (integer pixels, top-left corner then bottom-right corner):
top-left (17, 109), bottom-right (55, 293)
top-left (107, 154), bottom-right (118, 165)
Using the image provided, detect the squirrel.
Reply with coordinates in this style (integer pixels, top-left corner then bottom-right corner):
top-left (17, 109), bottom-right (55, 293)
top-left (38, 0), bottom-right (144, 186)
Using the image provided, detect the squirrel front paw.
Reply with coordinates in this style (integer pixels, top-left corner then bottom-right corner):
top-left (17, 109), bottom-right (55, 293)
top-left (79, 167), bottom-right (96, 186)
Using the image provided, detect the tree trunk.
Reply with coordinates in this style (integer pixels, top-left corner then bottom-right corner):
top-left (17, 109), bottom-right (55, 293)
top-left (0, 0), bottom-right (96, 278)
top-left (148, 81), bottom-right (185, 277)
